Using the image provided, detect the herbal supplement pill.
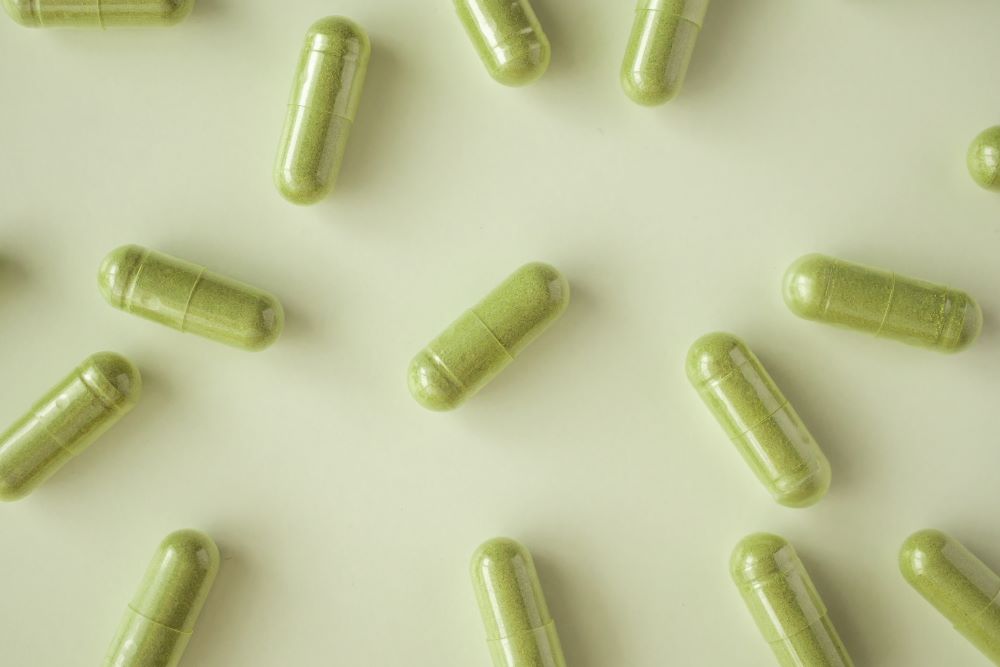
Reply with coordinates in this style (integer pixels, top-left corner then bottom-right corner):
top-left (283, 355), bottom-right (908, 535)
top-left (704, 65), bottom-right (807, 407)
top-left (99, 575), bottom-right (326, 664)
top-left (731, 533), bottom-right (855, 667)
top-left (98, 245), bottom-right (284, 351)
top-left (968, 126), bottom-right (1000, 192)
top-left (686, 333), bottom-right (830, 508)
top-left (1, 0), bottom-right (193, 27)
top-left (783, 254), bottom-right (982, 353)
top-left (274, 17), bottom-right (371, 205)
top-left (900, 529), bottom-right (1000, 663)
top-left (103, 529), bottom-right (220, 667)
top-left (621, 0), bottom-right (709, 105)
top-left (408, 262), bottom-right (569, 411)
top-left (0, 352), bottom-right (140, 502)
top-left (471, 537), bottom-right (567, 667)
top-left (453, 0), bottom-right (550, 86)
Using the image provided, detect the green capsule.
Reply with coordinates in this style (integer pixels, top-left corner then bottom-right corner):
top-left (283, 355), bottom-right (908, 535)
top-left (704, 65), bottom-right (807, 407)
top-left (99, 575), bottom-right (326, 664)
top-left (621, 0), bottom-right (709, 105)
top-left (274, 17), bottom-right (371, 205)
top-left (0, 352), bottom-right (140, 502)
top-left (453, 0), bottom-right (550, 86)
top-left (783, 254), bottom-right (982, 353)
top-left (968, 126), bottom-right (1000, 192)
top-left (900, 529), bottom-right (1000, 663)
top-left (731, 533), bottom-right (855, 667)
top-left (686, 333), bottom-right (830, 508)
top-left (1, 0), bottom-right (194, 27)
top-left (98, 245), bottom-right (284, 351)
top-left (408, 262), bottom-right (569, 411)
top-left (103, 529), bottom-right (220, 667)
top-left (471, 538), bottom-right (566, 667)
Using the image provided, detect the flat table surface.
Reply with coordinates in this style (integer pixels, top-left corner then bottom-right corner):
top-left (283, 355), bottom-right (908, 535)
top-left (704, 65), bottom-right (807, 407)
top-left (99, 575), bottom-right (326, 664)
top-left (1, 1), bottom-right (999, 665)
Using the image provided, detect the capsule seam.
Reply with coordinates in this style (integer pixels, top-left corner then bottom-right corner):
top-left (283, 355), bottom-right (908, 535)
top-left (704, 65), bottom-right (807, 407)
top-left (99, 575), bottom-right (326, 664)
top-left (126, 604), bottom-right (193, 635)
top-left (874, 273), bottom-right (897, 337)
top-left (36, 419), bottom-right (73, 454)
top-left (179, 267), bottom-right (207, 333)
top-left (701, 359), bottom-right (791, 437)
top-left (428, 347), bottom-right (468, 391)
top-left (96, 0), bottom-right (104, 29)
top-left (766, 616), bottom-right (826, 644)
top-left (122, 249), bottom-right (151, 312)
top-left (933, 290), bottom-right (954, 345)
top-left (78, 371), bottom-right (121, 413)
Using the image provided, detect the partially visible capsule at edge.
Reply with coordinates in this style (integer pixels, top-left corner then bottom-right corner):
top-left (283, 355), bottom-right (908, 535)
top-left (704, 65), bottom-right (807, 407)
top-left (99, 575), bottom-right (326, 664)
top-left (783, 253), bottom-right (982, 353)
top-left (98, 244), bottom-right (284, 351)
top-left (470, 537), bottom-right (567, 667)
top-left (453, 0), bottom-right (551, 86)
top-left (102, 529), bottom-right (220, 667)
top-left (900, 529), bottom-right (1000, 664)
top-left (731, 533), bottom-right (855, 667)
top-left (0, 352), bottom-right (141, 501)
top-left (686, 332), bottom-right (830, 508)
top-left (274, 17), bottom-right (371, 205)
top-left (968, 126), bottom-right (1000, 192)
top-left (621, 0), bottom-right (710, 105)
top-left (408, 262), bottom-right (569, 411)
top-left (1, 0), bottom-right (194, 28)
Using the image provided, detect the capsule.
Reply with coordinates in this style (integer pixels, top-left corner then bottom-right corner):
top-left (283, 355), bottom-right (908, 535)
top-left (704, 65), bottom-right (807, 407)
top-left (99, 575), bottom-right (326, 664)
top-left (103, 529), bottom-right (220, 667)
top-left (98, 245), bottom-right (284, 351)
top-left (686, 333), bottom-right (830, 508)
top-left (274, 17), bottom-right (371, 205)
top-left (731, 533), bottom-right (855, 667)
top-left (621, 0), bottom-right (709, 105)
top-left (471, 537), bottom-right (566, 667)
top-left (968, 126), bottom-right (1000, 192)
top-left (0, 352), bottom-right (140, 502)
top-left (408, 262), bottom-right (569, 411)
top-left (783, 254), bottom-right (982, 353)
top-left (453, 0), bottom-right (550, 86)
top-left (900, 529), bottom-right (1000, 663)
top-left (1, 0), bottom-right (194, 27)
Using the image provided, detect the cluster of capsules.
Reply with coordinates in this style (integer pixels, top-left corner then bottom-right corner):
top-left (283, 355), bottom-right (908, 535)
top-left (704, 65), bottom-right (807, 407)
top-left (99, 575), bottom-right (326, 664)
top-left (2, 1), bottom-right (1000, 666)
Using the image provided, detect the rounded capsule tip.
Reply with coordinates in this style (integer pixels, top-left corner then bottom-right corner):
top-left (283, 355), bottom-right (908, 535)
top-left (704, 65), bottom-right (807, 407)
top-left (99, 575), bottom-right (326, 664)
top-left (491, 47), bottom-right (550, 87)
top-left (783, 253), bottom-right (834, 320)
top-left (952, 296), bottom-right (983, 352)
top-left (98, 245), bottom-right (147, 309)
top-left (85, 352), bottom-right (142, 407)
top-left (621, 69), bottom-right (678, 106)
top-left (0, 476), bottom-right (30, 502)
top-left (968, 126), bottom-right (1000, 191)
top-left (242, 296), bottom-right (285, 351)
top-left (470, 537), bottom-right (531, 579)
top-left (407, 351), bottom-right (464, 411)
top-left (160, 529), bottom-right (221, 573)
top-left (133, 529), bottom-right (220, 631)
top-left (685, 332), bottom-right (746, 384)
top-left (160, 0), bottom-right (195, 25)
top-left (275, 171), bottom-right (332, 206)
top-left (899, 529), bottom-right (951, 584)
top-left (775, 461), bottom-right (831, 508)
top-left (730, 532), bottom-right (793, 583)
top-left (307, 16), bottom-right (371, 54)
top-left (1, 0), bottom-right (36, 25)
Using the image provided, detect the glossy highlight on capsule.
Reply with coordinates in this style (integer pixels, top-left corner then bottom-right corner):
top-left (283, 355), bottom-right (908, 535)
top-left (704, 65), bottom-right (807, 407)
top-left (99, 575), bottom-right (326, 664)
top-left (731, 533), bottom-right (855, 667)
top-left (621, 0), bottom-right (710, 105)
top-left (0, 352), bottom-right (140, 501)
top-left (783, 253), bottom-right (982, 353)
top-left (453, 0), bottom-right (550, 86)
top-left (408, 262), bottom-right (569, 411)
top-left (900, 529), bottom-right (1000, 664)
top-left (968, 126), bottom-right (1000, 192)
top-left (103, 529), bottom-right (220, 667)
top-left (98, 244), bottom-right (284, 351)
top-left (275, 17), bottom-right (371, 205)
top-left (2, 0), bottom-right (194, 27)
top-left (470, 537), bottom-right (567, 667)
top-left (686, 333), bottom-right (830, 507)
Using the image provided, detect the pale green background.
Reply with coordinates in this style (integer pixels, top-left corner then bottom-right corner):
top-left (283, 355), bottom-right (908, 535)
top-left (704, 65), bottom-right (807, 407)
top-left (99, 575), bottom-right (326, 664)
top-left (0, 1), bottom-right (998, 665)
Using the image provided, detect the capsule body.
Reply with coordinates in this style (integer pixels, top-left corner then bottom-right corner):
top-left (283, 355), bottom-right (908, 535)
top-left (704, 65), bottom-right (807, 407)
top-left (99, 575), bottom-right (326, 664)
top-left (900, 529), bottom-right (1000, 663)
top-left (454, 0), bottom-right (550, 86)
top-left (274, 17), bottom-right (370, 205)
top-left (98, 245), bottom-right (284, 351)
top-left (0, 352), bottom-right (140, 501)
top-left (408, 262), bottom-right (569, 411)
top-left (471, 538), bottom-right (566, 667)
top-left (103, 530), bottom-right (220, 667)
top-left (686, 333), bottom-right (830, 508)
top-left (1, 0), bottom-right (194, 27)
top-left (968, 126), bottom-right (1000, 192)
top-left (783, 254), bottom-right (982, 353)
top-left (731, 533), bottom-right (855, 667)
top-left (621, 0), bottom-right (709, 105)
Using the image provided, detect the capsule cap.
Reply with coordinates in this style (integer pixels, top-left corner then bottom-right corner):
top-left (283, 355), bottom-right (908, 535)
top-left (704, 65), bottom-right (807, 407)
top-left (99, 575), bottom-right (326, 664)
top-left (968, 126), bottom-right (1000, 191)
top-left (638, 0), bottom-right (710, 25)
top-left (471, 537), bottom-right (553, 641)
top-left (685, 332), bottom-right (753, 385)
top-left (79, 352), bottom-right (142, 411)
top-left (130, 530), bottom-right (220, 632)
top-left (98, 245), bottom-right (148, 310)
top-left (1, 0), bottom-right (37, 25)
top-left (783, 254), bottom-right (837, 321)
